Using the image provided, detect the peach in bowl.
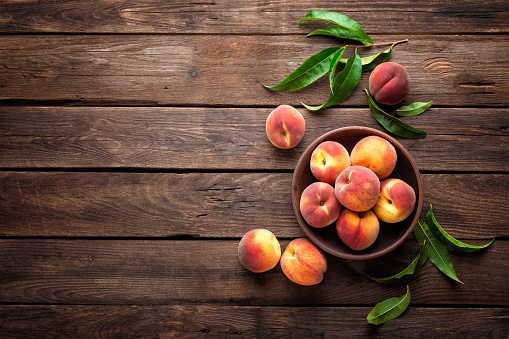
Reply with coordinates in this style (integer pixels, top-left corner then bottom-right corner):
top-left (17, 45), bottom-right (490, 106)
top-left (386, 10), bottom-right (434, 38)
top-left (292, 126), bottom-right (423, 260)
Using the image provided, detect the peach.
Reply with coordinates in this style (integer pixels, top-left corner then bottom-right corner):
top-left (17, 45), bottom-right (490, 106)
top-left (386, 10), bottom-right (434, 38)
top-left (350, 135), bottom-right (397, 179)
top-left (300, 182), bottom-right (342, 228)
top-left (336, 209), bottom-right (380, 251)
top-left (310, 141), bottom-right (351, 184)
top-left (369, 62), bottom-right (410, 105)
top-left (373, 178), bottom-right (416, 223)
top-left (266, 105), bottom-right (305, 149)
top-left (280, 238), bottom-right (327, 286)
top-left (238, 229), bottom-right (281, 273)
top-left (335, 166), bottom-right (380, 212)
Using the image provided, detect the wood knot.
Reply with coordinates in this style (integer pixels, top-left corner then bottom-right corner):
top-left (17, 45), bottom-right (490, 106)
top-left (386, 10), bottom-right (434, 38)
top-left (419, 57), bottom-right (456, 77)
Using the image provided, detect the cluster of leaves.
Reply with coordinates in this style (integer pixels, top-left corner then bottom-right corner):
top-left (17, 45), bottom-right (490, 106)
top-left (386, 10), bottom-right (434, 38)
top-left (365, 205), bottom-right (495, 325)
top-left (263, 11), bottom-right (400, 109)
top-left (263, 10), bottom-right (431, 138)
top-left (263, 11), bottom-right (384, 99)
top-left (365, 91), bottom-right (432, 138)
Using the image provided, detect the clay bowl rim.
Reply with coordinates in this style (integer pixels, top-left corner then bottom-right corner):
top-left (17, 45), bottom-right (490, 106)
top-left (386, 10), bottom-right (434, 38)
top-left (291, 126), bottom-right (423, 260)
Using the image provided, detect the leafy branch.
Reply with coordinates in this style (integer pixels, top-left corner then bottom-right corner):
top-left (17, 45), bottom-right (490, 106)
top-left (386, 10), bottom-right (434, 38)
top-left (262, 10), bottom-right (408, 110)
top-left (262, 10), bottom-right (434, 138)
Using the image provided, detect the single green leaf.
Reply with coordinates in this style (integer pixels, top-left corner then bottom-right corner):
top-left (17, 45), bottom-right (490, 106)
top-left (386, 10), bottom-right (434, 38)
top-left (365, 244), bottom-right (427, 283)
top-left (329, 47), bottom-right (346, 92)
top-left (360, 44), bottom-right (394, 72)
top-left (365, 89), bottom-right (427, 138)
top-left (367, 286), bottom-right (411, 325)
top-left (414, 220), bottom-right (463, 284)
top-left (427, 204), bottom-right (495, 252)
top-left (307, 25), bottom-right (371, 45)
top-left (412, 238), bottom-right (431, 272)
top-left (299, 10), bottom-right (373, 45)
top-left (415, 240), bottom-right (429, 272)
top-left (396, 100), bottom-right (433, 116)
top-left (262, 47), bottom-right (342, 92)
top-left (303, 52), bottom-right (362, 111)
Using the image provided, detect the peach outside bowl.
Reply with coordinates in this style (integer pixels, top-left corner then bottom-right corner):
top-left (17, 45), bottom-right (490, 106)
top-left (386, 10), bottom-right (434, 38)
top-left (292, 126), bottom-right (423, 260)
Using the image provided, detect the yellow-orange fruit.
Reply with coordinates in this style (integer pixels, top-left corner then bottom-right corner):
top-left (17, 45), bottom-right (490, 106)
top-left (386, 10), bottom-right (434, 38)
top-left (238, 229), bottom-right (281, 273)
top-left (373, 178), bottom-right (416, 223)
top-left (310, 141), bottom-right (351, 184)
top-left (350, 135), bottom-right (397, 179)
top-left (280, 238), bottom-right (327, 286)
top-left (336, 209), bottom-right (380, 251)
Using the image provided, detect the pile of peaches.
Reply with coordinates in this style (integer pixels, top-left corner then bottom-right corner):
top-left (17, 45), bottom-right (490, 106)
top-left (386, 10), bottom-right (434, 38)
top-left (301, 135), bottom-right (416, 251)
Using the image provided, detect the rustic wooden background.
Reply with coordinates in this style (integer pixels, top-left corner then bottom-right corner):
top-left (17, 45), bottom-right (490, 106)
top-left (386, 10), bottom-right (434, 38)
top-left (0, 1), bottom-right (508, 337)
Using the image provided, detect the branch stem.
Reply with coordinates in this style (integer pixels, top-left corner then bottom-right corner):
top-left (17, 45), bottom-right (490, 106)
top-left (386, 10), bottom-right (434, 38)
top-left (346, 39), bottom-right (408, 48)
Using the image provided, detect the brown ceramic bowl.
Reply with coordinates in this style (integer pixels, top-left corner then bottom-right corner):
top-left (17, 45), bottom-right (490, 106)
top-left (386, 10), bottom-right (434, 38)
top-left (292, 126), bottom-right (423, 260)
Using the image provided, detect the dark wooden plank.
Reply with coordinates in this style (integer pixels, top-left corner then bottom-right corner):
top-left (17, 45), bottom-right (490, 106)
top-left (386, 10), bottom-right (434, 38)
top-left (0, 305), bottom-right (507, 338)
top-left (0, 35), bottom-right (507, 106)
top-left (1, 107), bottom-right (507, 171)
top-left (0, 172), bottom-right (507, 238)
top-left (0, 0), bottom-right (507, 34)
top-left (0, 239), bottom-right (507, 305)
top-left (0, 172), bottom-right (300, 238)
top-left (421, 174), bottom-right (509, 239)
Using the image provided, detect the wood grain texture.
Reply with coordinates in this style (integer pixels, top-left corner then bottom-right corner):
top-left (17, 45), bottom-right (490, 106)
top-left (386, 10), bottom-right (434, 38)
top-left (1, 107), bottom-right (507, 171)
top-left (0, 305), bottom-right (507, 338)
top-left (0, 239), bottom-right (507, 305)
top-left (0, 35), bottom-right (507, 106)
top-left (0, 172), bottom-right (507, 238)
top-left (0, 0), bottom-right (507, 334)
top-left (0, 0), bottom-right (507, 34)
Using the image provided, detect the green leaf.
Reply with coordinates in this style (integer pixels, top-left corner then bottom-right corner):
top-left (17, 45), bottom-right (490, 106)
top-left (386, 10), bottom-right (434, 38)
top-left (360, 44), bottom-right (394, 72)
top-left (334, 45), bottom-right (394, 74)
top-left (299, 10), bottom-right (373, 45)
top-left (328, 47), bottom-right (346, 92)
top-left (414, 220), bottom-right (463, 284)
top-left (365, 244), bottom-right (427, 283)
top-left (262, 47), bottom-right (342, 92)
top-left (427, 204), bottom-right (495, 252)
top-left (367, 286), bottom-right (411, 325)
top-left (307, 25), bottom-right (371, 45)
top-left (303, 51), bottom-right (362, 111)
top-left (396, 100), bottom-right (433, 116)
top-left (415, 241), bottom-right (429, 272)
top-left (365, 89), bottom-right (427, 138)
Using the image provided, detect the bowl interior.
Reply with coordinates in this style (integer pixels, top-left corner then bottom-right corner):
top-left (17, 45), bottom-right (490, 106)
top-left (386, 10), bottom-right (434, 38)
top-left (292, 126), bottom-right (423, 260)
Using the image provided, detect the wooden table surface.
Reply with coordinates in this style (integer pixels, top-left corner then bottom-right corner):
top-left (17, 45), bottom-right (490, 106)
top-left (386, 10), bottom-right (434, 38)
top-left (1, 1), bottom-right (508, 338)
